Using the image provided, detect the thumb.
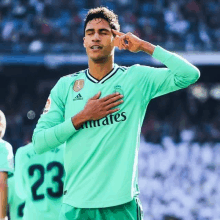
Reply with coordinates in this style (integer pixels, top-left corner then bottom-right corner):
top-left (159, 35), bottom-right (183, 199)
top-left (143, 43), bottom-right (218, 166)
top-left (90, 91), bottom-right (101, 100)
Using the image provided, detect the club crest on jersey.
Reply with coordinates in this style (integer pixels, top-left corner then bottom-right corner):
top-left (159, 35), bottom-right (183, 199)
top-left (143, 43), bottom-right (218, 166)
top-left (113, 85), bottom-right (124, 96)
top-left (73, 79), bottom-right (84, 92)
top-left (43, 98), bottom-right (51, 114)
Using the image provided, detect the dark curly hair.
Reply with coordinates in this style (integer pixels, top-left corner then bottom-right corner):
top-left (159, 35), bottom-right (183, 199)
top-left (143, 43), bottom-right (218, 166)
top-left (84, 7), bottom-right (120, 36)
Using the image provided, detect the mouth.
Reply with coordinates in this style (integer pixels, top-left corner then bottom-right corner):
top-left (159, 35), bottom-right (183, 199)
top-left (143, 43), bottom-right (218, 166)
top-left (90, 45), bottom-right (103, 51)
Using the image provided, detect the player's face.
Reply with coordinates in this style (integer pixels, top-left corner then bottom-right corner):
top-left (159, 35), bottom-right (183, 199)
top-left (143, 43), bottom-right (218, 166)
top-left (0, 111), bottom-right (6, 139)
top-left (83, 18), bottom-right (115, 62)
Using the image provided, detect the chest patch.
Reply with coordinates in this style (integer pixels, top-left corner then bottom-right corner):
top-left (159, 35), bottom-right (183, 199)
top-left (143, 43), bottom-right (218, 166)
top-left (113, 85), bottom-right (124, 96)
top-left (73, 79), bottom-right (84, 92)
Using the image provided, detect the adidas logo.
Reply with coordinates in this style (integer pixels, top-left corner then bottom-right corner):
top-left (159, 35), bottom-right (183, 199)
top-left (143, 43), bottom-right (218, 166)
top-left (73, 93), bottom-right (83, 101)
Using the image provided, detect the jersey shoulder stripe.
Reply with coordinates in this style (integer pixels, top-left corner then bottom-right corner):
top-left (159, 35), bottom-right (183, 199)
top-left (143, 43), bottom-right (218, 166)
top-left (118, 66), bottom-right (129, 72)
top-left (119, 66), bottom-right (128, 70)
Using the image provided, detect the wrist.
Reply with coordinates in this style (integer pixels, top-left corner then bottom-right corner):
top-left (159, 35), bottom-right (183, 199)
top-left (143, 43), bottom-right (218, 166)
top-left (79, 110), bottom-right (90, 121)
top-left (71, 110), bottom-right (89, 130)
top-left (140, 40), bottom-right (156, 56)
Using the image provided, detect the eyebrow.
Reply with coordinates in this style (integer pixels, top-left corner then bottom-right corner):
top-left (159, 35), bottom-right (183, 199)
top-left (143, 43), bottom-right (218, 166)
top-left (85, 28), bottom-right (110, 33)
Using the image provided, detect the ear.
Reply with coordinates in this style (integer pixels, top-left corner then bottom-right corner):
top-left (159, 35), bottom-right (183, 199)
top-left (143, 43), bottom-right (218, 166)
top-left (83, 37), bottom-right (86, 48)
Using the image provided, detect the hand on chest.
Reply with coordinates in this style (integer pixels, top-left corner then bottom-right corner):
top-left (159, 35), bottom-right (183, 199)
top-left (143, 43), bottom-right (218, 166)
top-left (65, 78), bottom-right (141, 119)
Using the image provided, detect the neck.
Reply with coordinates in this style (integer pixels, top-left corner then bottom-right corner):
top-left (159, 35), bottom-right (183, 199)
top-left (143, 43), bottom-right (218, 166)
top-left (88, 55), bottom-right (114, 80)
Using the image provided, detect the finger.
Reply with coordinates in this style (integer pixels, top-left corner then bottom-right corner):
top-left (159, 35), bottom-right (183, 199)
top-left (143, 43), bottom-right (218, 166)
top-left (120, 37), bottom-right (125, 50)
top-left (125, 35), bottom-right (132, 48)
top-left (106, 100), bottom-right (124, 110)
top-left (119, 37), bottom-right (122, 50)
top-left (124, 43), bottom-right (129, 50)
top-left (119, 37), bottom-right (125, 50)
top-left (104, 94), bottom-right (123, 105)
top-left (112, 29), bottom-right (125, 36)
top-left (100, 93), bottom-right (121, 102)
top-left (107, 108), bottom-right (120, 115)
top-left (124, 44), bottom-right (129, 50)
top-left (121, 36), bottom-right (127, 50)
top-left (90, 91), bottom-right (101, 100)
top-left (114, 36), bottom-right (120, 47)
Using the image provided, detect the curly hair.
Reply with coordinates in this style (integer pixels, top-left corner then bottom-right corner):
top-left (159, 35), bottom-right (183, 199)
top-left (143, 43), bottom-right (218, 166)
top-left (84, 7), bottom-right (120, 36)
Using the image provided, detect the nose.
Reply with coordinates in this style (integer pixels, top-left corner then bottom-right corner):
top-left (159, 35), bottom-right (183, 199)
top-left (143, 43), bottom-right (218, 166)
top-left (92, 32), bottom-right (101, 41)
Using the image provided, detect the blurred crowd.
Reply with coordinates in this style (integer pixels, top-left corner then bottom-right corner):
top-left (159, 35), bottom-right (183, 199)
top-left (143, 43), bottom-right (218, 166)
top-left (139, 136), bottom-right (220, 219)
top-left (0, 0), bottom-right (220, 53)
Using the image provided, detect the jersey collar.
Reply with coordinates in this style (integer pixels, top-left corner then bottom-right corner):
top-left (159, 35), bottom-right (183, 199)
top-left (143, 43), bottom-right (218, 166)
top-left (85, 64), bottom-right (119, 84)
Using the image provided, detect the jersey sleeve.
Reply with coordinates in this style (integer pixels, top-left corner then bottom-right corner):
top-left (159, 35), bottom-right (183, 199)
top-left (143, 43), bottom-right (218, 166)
top-left (32, 77), bottom-right (78, 154)
top-left (131, 46), bottom-right (200, 103)
top-left (14, 148), bottom-right (27, 200)
top-left (0, 142), bottom-right (14, 173)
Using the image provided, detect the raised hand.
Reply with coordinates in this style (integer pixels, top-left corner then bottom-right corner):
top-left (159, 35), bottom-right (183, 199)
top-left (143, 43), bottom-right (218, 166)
top-left (112, 29), bottom-right (143, 53)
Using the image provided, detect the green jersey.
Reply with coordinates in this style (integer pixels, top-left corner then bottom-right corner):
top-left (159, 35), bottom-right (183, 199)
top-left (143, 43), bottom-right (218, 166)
top-left (0, 139), bottom-right (14, 174)
top-left (33, 46), bottom-right (200, 208)
top-left (8, 176), bottom-right (25, 220)
top-left (14, 143), bottom-right (65, 220)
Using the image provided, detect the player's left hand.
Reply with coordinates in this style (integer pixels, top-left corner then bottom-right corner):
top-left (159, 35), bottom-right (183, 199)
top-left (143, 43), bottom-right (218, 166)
top-left (112, 29), bottom-right (143, 53)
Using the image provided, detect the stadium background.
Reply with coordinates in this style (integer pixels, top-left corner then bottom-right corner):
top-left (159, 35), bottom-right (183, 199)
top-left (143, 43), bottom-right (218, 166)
top-left (0, 0), bottom-right (220, 219)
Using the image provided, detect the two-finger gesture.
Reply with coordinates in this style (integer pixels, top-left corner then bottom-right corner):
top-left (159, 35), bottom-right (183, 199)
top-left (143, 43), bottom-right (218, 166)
top-left (112, 29), bottom-right (143, 53)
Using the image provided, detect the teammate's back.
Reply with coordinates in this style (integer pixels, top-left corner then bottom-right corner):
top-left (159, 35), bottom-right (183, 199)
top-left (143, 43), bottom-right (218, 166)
top-left (15, 142), bottom-right (65, 220)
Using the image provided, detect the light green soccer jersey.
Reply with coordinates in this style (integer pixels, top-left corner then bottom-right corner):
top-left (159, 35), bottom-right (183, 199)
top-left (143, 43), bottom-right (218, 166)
top-left (0, 139), bottom-right (14, 174)
top-left (8, 175), bottom-right (25, 220)
top-left (14, 143), bottom-right (65, 220)
top-left (33, 46), bottom-right (200, 208)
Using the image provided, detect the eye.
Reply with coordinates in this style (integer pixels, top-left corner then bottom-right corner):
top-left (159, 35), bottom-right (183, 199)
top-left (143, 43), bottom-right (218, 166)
top-left (86, 32), bottom-right (93, 35)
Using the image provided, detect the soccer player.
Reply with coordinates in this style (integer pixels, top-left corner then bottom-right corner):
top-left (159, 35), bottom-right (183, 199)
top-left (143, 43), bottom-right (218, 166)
top-left (7, 175), bottom-right (25, 220)
top-left (32, 7), bottom-right (200, 220)
top-left (0, 110), bottom-right (14, 220)
top-left (14, 142), bottom-right (65, 220)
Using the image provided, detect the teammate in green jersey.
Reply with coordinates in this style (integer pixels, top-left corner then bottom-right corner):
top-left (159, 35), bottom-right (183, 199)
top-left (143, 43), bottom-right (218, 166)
top-left (7, 175), bottom-right (25, 220)
top-left (14, 142), bottom-right (65, 220)
top-left (0, 110), bottom-right (14, 220)
top-left (32, 7), bottom-right (200, 220)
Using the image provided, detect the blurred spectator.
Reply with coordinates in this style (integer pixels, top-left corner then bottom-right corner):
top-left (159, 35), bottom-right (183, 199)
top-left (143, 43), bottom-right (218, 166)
top-left (139, 131), bottom-right (220, 219)
top-left (1, 0), bottom-right (220, 53)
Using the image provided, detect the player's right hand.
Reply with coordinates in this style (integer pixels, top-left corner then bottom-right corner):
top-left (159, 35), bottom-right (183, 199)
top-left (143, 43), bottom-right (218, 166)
top-left (83, 92), bottom-right (124, 121)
